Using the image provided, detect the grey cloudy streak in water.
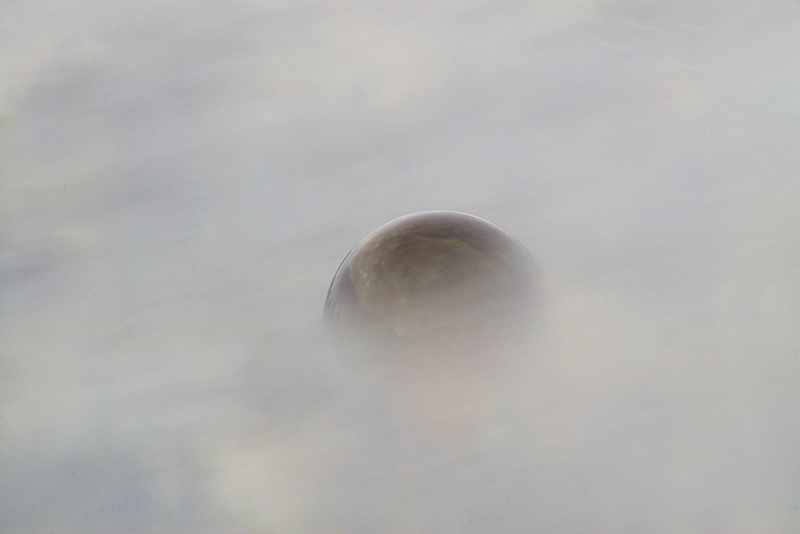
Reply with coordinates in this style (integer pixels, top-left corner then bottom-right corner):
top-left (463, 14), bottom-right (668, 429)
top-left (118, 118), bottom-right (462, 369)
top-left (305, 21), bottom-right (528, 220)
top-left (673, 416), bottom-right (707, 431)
top-left (1, 0), bottom-right (799, 532)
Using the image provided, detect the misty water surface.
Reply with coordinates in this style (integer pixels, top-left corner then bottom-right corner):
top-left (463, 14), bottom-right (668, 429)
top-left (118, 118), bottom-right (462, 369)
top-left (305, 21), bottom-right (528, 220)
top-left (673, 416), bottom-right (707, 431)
top-left (1, 1), bottom-right (799, 532)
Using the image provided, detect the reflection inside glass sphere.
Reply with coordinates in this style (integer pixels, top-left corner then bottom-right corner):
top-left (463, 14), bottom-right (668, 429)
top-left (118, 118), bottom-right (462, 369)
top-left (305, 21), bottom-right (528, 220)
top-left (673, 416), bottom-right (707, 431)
top-left (325, 211), bottom-right (539, 351)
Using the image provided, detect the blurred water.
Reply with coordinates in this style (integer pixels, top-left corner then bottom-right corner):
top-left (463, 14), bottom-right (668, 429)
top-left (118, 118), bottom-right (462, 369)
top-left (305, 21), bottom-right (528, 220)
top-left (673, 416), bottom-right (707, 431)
top-left (2, 1), bottom-right (799, 532)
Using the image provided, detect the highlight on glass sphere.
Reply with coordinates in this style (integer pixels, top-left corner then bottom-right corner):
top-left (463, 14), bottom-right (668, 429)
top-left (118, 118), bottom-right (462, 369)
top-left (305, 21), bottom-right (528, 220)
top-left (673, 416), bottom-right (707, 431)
top-left (325, 211), bottom-right (539, 345)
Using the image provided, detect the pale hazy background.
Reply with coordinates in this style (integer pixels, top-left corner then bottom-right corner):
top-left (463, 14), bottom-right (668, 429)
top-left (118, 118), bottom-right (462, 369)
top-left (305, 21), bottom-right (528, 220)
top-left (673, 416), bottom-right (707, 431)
top-left (1, 1), bottom-right (799, 532)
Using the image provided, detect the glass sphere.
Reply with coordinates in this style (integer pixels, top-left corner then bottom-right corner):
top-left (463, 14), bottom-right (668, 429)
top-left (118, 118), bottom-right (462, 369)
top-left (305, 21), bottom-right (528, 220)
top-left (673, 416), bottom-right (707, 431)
top-left (325, 211), bottom-right (538, 343)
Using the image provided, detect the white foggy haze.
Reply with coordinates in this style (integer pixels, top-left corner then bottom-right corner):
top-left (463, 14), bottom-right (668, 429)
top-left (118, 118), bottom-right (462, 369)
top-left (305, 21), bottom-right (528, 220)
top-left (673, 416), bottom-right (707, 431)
top-left (1, 0), bottom-right (799, 532)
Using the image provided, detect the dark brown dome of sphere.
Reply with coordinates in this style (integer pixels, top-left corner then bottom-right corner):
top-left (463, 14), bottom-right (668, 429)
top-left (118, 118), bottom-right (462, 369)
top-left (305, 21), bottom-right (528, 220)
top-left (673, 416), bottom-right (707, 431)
top-left (325, 211), bottom-right (538, 341)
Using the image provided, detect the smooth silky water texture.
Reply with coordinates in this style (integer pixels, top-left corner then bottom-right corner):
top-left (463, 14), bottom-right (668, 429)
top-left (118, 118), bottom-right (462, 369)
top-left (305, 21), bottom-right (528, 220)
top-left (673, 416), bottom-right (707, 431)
top-left (1, 1), bottom-right (799, 532)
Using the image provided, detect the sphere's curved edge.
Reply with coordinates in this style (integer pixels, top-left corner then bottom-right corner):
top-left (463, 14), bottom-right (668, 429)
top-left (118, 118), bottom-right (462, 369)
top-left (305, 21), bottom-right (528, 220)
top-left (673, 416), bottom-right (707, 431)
top-left (323, 211), bottom-right (541, 340)
top-left (356, 211), bottom-right (537, 268)
top-left (358, 211), bottom-right (521, 248)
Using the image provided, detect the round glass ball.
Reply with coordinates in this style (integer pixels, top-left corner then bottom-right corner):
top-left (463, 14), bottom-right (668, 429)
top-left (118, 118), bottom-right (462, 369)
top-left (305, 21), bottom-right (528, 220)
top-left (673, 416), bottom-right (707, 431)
top-left (325, 211), bottom-right (539, 343)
